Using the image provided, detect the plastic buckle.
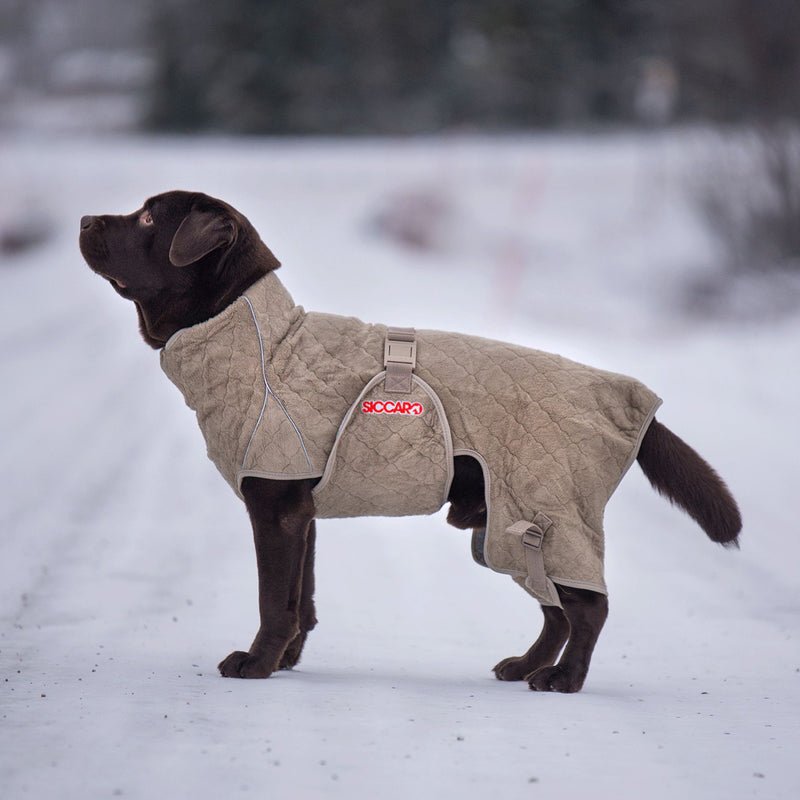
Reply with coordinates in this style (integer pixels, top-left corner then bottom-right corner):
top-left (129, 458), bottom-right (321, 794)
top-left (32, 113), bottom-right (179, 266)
top-left (521, 527), bottom-right (544, 550)
top-left (384, 330), bottom-right (417, 369)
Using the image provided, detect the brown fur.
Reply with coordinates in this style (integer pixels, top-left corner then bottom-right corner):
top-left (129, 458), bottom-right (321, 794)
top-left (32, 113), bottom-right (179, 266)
top-left (80, 191), bottom-right (742, 692)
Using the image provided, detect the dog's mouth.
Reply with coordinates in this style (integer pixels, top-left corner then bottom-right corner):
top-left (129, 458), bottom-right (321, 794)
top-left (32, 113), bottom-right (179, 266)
top-left (84, 258), bottom-right (137, 297)
top-left (96, 271), bottom-right (134, 297)
top-left (90, 268), bottom-right (126, 288)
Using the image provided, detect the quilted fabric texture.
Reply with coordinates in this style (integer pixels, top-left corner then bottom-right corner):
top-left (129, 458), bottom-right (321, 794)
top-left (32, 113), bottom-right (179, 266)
top-left (312, 373), bottom-right (454, 518)
top-left (161, 272), bottom-right (661, 606)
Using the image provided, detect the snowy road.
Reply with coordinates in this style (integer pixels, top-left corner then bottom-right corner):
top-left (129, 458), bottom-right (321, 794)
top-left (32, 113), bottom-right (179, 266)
top-left (1, 134), bottom-right (798, 799)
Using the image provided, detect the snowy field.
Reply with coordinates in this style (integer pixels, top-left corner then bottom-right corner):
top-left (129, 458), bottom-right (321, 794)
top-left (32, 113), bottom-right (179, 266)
top-left (1, 132), bottom-right (798, 799)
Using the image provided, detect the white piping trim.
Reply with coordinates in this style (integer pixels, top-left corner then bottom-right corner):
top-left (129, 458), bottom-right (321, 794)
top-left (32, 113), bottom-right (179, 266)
top-left (241, 295), bottom-right (313, 473)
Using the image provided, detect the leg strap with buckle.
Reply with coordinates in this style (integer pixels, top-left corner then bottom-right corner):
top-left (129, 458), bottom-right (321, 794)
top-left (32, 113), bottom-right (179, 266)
top-left (506, 513), bottom-right (560, 605)
top-left (384, 326), bottom-right (417, 393)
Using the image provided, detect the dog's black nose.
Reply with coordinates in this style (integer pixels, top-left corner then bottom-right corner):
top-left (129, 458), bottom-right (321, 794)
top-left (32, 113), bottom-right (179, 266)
top-left (80, 215), bottom-right (95, 231)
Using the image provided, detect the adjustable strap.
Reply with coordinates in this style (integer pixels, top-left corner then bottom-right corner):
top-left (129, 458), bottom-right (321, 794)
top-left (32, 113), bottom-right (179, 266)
top-left (506, 513), bottom-right (560, 605)
top-left (384, 326), bottom-right (417, 393)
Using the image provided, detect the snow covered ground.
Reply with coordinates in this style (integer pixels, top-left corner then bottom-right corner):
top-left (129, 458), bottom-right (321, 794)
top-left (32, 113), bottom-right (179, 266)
top-left (1, 132), bottom-right (798, 799)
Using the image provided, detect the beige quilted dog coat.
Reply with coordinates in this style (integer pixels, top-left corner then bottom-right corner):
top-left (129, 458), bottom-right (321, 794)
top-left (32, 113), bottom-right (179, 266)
top-left (161, 272), bottom-right (661, 606)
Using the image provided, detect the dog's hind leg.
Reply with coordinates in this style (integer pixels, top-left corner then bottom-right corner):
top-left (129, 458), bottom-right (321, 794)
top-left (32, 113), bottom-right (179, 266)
top-left (279, 520), bottom-right (318, 670)
top-left (493, 604), bottom-right (570, 681)
top-left (526, 585), bottom-right (608, 693)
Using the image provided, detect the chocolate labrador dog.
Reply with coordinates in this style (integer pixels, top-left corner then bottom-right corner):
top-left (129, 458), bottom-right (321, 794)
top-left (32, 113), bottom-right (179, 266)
top-left (79, 191), bottom-right (741, 692)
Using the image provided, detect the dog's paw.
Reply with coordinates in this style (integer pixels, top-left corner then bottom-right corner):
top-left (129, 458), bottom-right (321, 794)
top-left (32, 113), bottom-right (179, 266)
top-left (527, 665), bottom-right (584, 693)
top-left (218, 651), bottom-right (274, 679)
top-left (493, 656), bottom-right (531, 682)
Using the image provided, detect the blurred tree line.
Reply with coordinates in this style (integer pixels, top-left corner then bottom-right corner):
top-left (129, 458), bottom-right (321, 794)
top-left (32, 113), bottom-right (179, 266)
top-left (146, 0), bottom-right (800, 135)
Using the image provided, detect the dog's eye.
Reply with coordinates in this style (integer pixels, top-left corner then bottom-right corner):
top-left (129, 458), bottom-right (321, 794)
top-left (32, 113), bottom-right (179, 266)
top-left (140, 211), bottom-right (154, 226)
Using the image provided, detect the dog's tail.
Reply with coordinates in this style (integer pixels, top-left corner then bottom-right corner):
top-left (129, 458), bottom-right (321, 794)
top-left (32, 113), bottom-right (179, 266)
top-left (636, 418), bottom-right (741, 547)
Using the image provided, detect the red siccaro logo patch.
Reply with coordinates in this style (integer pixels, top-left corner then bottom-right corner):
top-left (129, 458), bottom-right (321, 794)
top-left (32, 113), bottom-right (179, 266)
top-left (362, 399), bottom-right (424, 416)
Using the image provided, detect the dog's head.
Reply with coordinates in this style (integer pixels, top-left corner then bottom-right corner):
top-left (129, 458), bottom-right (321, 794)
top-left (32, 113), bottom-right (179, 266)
top-left (79, 191), bottom-right (280, 348)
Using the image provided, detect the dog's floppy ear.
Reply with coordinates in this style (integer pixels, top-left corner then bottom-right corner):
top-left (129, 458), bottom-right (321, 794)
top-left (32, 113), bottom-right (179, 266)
top-left (169, 209), bottom-right (236, 267)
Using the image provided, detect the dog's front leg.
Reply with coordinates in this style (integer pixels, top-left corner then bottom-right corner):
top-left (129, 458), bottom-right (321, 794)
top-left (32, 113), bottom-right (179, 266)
top-left (218, 477), bottom-right (316, 679)
top-left (278, 518), bottom-right (318, 670)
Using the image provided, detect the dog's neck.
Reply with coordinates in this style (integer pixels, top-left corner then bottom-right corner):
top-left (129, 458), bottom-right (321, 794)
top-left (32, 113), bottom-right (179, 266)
top-left (137, 267), bottom-right (280, 350)
top-left (160, 271), bottom-right (299, 352)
